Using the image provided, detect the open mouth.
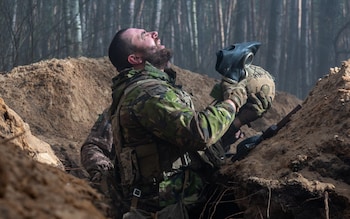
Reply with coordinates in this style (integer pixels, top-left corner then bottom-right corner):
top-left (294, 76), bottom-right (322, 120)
top-left (156, 39), bottom-right (164, 48)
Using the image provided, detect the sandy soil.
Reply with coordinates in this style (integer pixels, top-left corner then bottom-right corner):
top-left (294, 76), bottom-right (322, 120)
top-left (0, 56), bottom-right (349, 219)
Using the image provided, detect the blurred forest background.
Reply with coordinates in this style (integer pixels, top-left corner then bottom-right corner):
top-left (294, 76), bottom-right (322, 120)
top-left (1, 0), bottom-right (350, 99)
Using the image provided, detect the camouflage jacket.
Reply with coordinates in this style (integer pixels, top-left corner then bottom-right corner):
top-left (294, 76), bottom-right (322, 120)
top-left (109, 62), bottom-right (236, 189)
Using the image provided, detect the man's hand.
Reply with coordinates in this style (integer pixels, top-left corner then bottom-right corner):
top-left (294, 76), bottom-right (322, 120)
top-left (88, 159), bottom-right (114, 183)
top-left (237, 90), bottom-right (272, 125)
top-left (90, 170), bottom-right (105, 183)
top-left (89, 169), bottom-right (114, 197)
top-left (221, 78), bottom-right (248, 111)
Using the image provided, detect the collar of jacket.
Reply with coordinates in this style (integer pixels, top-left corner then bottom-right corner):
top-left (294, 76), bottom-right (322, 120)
top-left (113, 62), bottom-right (176, 86)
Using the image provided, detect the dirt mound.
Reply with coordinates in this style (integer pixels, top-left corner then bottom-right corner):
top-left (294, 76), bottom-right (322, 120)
top-left (223, 62), bottom-right (350, 218)
top-left (0, 140), bottom-right (105, 219)
top-left (0, 57), bottom-right (117, 178)
top-left (0, 96), bottom-right (107, 219)
top-left (0, 57), bottom-right (116, 141)
top-left (5, 56), bottom-right (350, 218)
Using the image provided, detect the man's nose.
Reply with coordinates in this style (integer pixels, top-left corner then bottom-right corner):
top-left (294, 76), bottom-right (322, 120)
top-left (150, 31), bottom-right (158, 39)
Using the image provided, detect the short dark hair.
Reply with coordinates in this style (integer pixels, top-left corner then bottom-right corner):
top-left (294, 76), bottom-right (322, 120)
top-left (108, 28), bottom-right (134, 72)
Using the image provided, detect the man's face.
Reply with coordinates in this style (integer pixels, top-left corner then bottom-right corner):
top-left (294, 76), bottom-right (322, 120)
top-left (123, 28), bottom-right (172, 68)
top-left (123, 28), bottom-right (165, 52)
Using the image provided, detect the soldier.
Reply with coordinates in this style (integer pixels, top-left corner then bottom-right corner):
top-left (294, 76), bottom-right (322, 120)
top-left (81, 28), bottom-right (275, 218)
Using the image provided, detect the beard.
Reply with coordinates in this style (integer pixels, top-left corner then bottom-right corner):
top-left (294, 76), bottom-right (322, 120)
top-left (141, 47), bottom-right (173, 69)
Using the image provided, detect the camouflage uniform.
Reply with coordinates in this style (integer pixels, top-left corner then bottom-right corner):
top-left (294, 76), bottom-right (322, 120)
top-left (81, 62), bottom-right (275, 218)
top-left (81, 109), bottom-right (121, 218)
top-left (81, 108), bottom-right (114, 179)
top-left (108, 62), bottom-right (237, 217)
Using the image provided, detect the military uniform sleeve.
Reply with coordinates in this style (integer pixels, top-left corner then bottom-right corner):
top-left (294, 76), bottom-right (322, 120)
top-left (130, 83), bottom-right (236, 151)
top-left (80, 109), bottom-right (114, 176)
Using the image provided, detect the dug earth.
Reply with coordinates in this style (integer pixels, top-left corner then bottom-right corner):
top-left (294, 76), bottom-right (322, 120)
top-left (0, 57), bottom-right (349, 218)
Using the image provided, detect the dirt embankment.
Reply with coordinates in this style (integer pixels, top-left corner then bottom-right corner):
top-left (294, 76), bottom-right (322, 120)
top-left (1, 56), bottom-right (349, 218)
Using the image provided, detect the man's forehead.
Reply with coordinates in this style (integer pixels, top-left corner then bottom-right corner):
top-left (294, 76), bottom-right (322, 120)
top-left (123, 28), bottom-right (145, 39)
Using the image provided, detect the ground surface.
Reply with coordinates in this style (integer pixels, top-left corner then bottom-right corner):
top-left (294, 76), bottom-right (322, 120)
top-left (0, 57), bottom-right (349, 218)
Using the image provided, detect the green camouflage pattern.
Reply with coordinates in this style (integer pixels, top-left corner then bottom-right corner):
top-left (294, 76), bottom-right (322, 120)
top-left (159, 170), bottom-right (204, 207)
top-left (112, 63), bottom-right (236, 151)
top-left (109, 62), bottom-right (237, 209)
top-left (110, 62), bottom-right (236, 173)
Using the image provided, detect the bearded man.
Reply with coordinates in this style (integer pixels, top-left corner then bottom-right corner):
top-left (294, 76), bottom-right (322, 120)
top-left (81, 28), bottom-right (275, 219)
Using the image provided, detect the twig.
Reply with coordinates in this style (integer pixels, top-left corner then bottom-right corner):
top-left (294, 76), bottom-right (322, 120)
top-left (224, 210), bottom-right (245, 219)
top-left (267, 187), bottom-right (271, 219)
top-left (302, 196), bottom-right (322, 204)
top-left (258, 207), bottom-right (263, 219)
top-left (324, 191), bottom-right (329, 219)
top-left (199, 186), bottom-right (220, 219)
top-left (210, 187), bottom-right (230, 218)
top-left (199, 186), bottom-right (266, 219)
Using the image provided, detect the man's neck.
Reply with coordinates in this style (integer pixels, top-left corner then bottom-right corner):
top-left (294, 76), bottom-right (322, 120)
top-left (133, 62), bottom-right (165, 71)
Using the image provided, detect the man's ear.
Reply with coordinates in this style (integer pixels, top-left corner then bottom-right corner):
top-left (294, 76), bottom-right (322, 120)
top-left (128, 54), bottom-right (143, 65)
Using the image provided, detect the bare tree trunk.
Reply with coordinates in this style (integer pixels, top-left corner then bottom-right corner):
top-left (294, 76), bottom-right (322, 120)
top-left (71, 0), bottom-right (82, 56)
top-left (172, 1), bottom-right (183, 66)
top-left (129, 0), bottom-right (135, 27)
top-left (135, 0), bottom-right (145, 27)
top-left (317, 0), bottom-right (342, 77)
top-left (234, 1), bottom-right (248, 42)
top-left (192, 0), bottom-right (199, 69)
top-left (300, 0), bottom-right (312, 97)
top-left (63, 0), bottom-right (72, 56)
top-left (224, 0), bottom-right (235, 46)
top-left (284, 0), bottom-right (299, 94)
top-left (248, 0), bottom-right (256, 39)
top-left (266, 0), bottom-right (284, 83)
top-left (11, 0), bottom-right (17, 33)
top-left (185, 0), bottom-right (194, 68)
top-left (40, 0), bottom-right (49, 59)
top-left (27, 0), bottom-right (35, 64)
top-left (216, 0), bottom-right (225, 48)
top-left (116, 0), bottom-right (123, 30)
top-left (154, 0), bottom-right (162, 30)
top-left (186, 0), bottom-right (193, 52)
top-left (11, 0), bottom-right (18, 66)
